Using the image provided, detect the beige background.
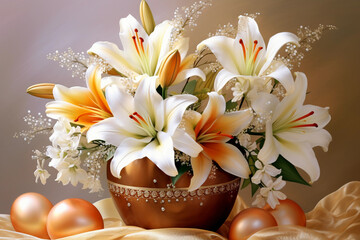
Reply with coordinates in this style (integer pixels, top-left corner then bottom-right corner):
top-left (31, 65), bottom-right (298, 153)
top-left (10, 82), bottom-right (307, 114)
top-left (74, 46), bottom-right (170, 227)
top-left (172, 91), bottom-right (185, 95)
top-left (0, 0), bottom-right (359, 214)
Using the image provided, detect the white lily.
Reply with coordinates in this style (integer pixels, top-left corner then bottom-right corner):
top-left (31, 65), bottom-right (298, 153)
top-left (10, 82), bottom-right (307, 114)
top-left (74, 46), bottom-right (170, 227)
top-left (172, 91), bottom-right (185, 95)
top-left (88, 15), bottom-right (204, 85)
top-left (87, 77), bottom-right (198, 178)
top-left (197, 15), bottom-right (299, 96)
top-left (258, 72), bottom-right (332, 183)
top-left (174, 92), bottom-right (253, 191)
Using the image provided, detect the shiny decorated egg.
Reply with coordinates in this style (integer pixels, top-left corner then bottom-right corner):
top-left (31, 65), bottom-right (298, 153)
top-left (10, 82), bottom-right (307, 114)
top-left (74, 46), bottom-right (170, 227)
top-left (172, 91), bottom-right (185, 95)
top-left (228, 207), bottom-right (277, 240)
top-left (47, 198), bottom-right (104, 239)
top-left (264, 199), bottom-right (306, 226)
top-left (10, 192), bottom-right (53, 239)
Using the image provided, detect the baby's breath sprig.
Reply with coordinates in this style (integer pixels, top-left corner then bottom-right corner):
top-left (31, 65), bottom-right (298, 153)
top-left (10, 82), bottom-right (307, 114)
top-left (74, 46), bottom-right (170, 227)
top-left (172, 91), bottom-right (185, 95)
top-left (14, 111), bottom-right (53, 144)
top-left (277, 24), bottom-right (337, 70)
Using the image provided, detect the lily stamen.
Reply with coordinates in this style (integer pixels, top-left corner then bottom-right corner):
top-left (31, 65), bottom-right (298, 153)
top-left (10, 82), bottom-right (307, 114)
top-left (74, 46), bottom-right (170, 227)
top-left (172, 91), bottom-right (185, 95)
top-left (291, 123), bottom-right (318, 128)
top-left (139, 37), bottom-right (145, 53)
top-left (129, 115), bottom-right (141, 125)
top-left (133, 112), bottom-right (147, 125)
top-left (253, 47), bottom-right (263, 63)
top-left (216, 131), bottom-right (234, 139)
top-left (132, 36), bottom-right (140, 55)
top-left (253, 40), bottom-right (258, 51)
top-left (239, 39), bottom-right (246, 60)
top-left (291, 111), bottom-right (314, 123)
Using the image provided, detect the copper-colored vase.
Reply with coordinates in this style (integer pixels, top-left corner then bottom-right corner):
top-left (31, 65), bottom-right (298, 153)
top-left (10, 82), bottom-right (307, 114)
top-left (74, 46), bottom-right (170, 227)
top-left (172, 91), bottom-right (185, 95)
top-left (107, 158), bottom-right (240, 231)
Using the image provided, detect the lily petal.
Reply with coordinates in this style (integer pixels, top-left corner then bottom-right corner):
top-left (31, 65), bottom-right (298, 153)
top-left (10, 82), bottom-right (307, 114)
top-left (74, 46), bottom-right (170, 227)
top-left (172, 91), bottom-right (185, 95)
top-left (53, 85), bottom-right (95, 108)
top-left (148, 20), bottom-right (174, 74)
top-left (173, 128), bottom-right (203, 157)
top-left (202, 142), bottom-right (250, 178)
top-left (87, 117), bottom-right (142, 146)
top-left (172, 68), bottom-right (206, 86)
top-left (275, 137), bottom-right (320, 183)
top-left (214, 69), bottom-right (240, 92)
top-left (164, 94), bottom-right (198, 136)
top-left (297, 105), bottom-right (331, 129)
top-left (173, 37), bottom-right (190, 61)
top-left (188, 152), bottom-right (213, 191)
top-left (110, 137), bottom-right (148, 178)
top-left (46, 101), bottom-right (101, 126)
top-left (277, 129), bottom-right (332, 152)
top-left (258, 121), bottom-right (279, 164)
top-left (208, 108), bottom-right (253, 136)
top-left (87, 41), bottom-right (139, 77)
top-left (119, 15), bottom-right (149, 65)
top-left (197, 36), bottom-right (239, 74)
top-left (260, 32), bottom-right (299, 75)
top-left (134, 77), bottom-right (165, 131)
top-left (272, 72), bottom-right (307, 127)
top-left (266, 62), bottom-right (295, 94)
top-left (86, 65), bottom-right (111, 113)
top-left (195, 92), bottom-right (225, 136)
top-left (142, 131), bottom-right (177, 176)
top-left (105, 84), bottom-right (134, 119)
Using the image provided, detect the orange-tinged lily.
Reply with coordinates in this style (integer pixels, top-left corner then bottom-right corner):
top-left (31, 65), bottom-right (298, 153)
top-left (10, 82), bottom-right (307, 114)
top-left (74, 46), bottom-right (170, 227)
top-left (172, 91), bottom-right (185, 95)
top-left (174, 92), bottom-right (253, 191)
top-left (46, 65), bottom-right (113, 129)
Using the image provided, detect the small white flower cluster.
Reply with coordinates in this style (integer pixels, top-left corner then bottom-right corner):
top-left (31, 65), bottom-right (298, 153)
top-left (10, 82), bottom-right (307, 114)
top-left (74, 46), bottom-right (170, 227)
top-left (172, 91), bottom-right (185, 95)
top-left (30, 117), bottom-right (108, 193)
top-left (236, 133), bottom-right (286, 209)
top-left (46, 118), bottom-right (87, 187)
top-left (252, 176), bottom-right (286, 209)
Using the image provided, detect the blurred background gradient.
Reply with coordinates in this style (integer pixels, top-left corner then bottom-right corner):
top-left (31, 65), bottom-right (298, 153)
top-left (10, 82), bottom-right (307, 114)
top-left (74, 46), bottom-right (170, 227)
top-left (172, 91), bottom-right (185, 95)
top-left (0, 0), bottom-right (359, 213)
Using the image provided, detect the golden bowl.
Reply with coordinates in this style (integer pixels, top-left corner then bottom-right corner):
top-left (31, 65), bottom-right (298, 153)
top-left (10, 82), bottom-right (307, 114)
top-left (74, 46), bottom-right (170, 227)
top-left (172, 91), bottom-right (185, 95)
top-left (107, 158), bottom-right (240, 231)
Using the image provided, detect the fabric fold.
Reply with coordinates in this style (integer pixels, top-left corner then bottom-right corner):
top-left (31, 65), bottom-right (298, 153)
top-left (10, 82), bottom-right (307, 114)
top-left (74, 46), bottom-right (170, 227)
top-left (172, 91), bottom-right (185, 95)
top-left (0, 181), bottom-right (359, 240)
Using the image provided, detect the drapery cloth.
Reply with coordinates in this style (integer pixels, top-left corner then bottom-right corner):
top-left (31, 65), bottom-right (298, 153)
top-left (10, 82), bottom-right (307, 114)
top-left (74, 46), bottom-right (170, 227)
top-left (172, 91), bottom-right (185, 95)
top-left (0, 181), bottom-right (359, 239)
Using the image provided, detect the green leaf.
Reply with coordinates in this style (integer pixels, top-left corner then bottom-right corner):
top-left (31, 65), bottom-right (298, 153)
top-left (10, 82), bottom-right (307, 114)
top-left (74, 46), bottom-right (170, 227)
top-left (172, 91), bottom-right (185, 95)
top-left (105, 147), bottom-right (116, 161)
top-left (251, 183), bottom-right (260, 196)
top-left (257, 137), bottom-right (265, 149)
top-left (241, 178), bottom-right (251, 189)
top-left (272, 155), bottom-right (311, 186)
top-left (171, 162), bottom-right (192, 185)
top-left (226, 100), bottom-right (238, 111)
top-left (182, 80), bottom-right (197, 94)
top-left (156, 85), bottom-right (163, 96)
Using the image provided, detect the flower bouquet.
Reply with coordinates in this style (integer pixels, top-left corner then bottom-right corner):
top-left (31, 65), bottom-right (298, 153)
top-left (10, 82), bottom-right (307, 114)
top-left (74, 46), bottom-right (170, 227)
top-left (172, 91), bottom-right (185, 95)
top-left (21, 0), bottom-right (335, 231)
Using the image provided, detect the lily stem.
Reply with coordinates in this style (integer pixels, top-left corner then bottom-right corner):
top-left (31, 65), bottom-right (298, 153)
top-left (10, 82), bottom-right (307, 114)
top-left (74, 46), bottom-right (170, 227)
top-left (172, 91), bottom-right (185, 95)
top-left (247, 131), bottom-right (264, 136)
top-left (162, 87), bottom-right (167, 99)
top-left (238, 95), bottom-right (246, 110)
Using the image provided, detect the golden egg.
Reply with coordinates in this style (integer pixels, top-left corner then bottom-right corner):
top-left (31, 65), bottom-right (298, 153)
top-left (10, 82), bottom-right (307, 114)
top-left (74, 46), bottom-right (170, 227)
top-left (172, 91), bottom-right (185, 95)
top-left (10, 192), bottom-right (53, 239)
top-left (264, 199), bottom-right (306, 226)
top-left (47, 198), bottom-right (104, 239)
top-left (228, 208), bottom-right (277, 240)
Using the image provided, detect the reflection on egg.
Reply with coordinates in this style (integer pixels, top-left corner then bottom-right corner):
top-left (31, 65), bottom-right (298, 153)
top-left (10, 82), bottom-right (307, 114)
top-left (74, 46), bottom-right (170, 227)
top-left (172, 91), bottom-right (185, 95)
top-left (228, 208), bottom-right (277, 240)
top-left (10, 192), bottom-right (53, 239)
top-left (47, 198), bottom-right (104, 239)
top-left (264, 199), bottom-right (306, 226)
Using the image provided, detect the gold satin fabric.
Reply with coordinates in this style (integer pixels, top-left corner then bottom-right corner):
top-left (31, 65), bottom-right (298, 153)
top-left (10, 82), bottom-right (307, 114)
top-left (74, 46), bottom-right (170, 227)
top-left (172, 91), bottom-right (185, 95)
top-left (0, 181), bottom-right (359, 240)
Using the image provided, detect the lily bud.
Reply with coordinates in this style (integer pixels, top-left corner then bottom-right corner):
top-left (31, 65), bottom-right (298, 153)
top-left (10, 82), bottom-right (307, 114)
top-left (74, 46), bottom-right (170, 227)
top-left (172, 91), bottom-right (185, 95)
top-left (158, 49), bottom-right (181, 88)
top-left (26, 83), bottom-right (55, 99)
top-left (140, 0), bottom-right (155, 35)
top-left (194, 70), bottom-right (217, 100)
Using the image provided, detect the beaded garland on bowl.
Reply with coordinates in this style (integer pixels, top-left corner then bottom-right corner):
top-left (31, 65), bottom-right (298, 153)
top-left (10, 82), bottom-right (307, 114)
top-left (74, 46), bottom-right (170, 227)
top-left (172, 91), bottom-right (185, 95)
top-left (107, 158), bottom-right (240, 230)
